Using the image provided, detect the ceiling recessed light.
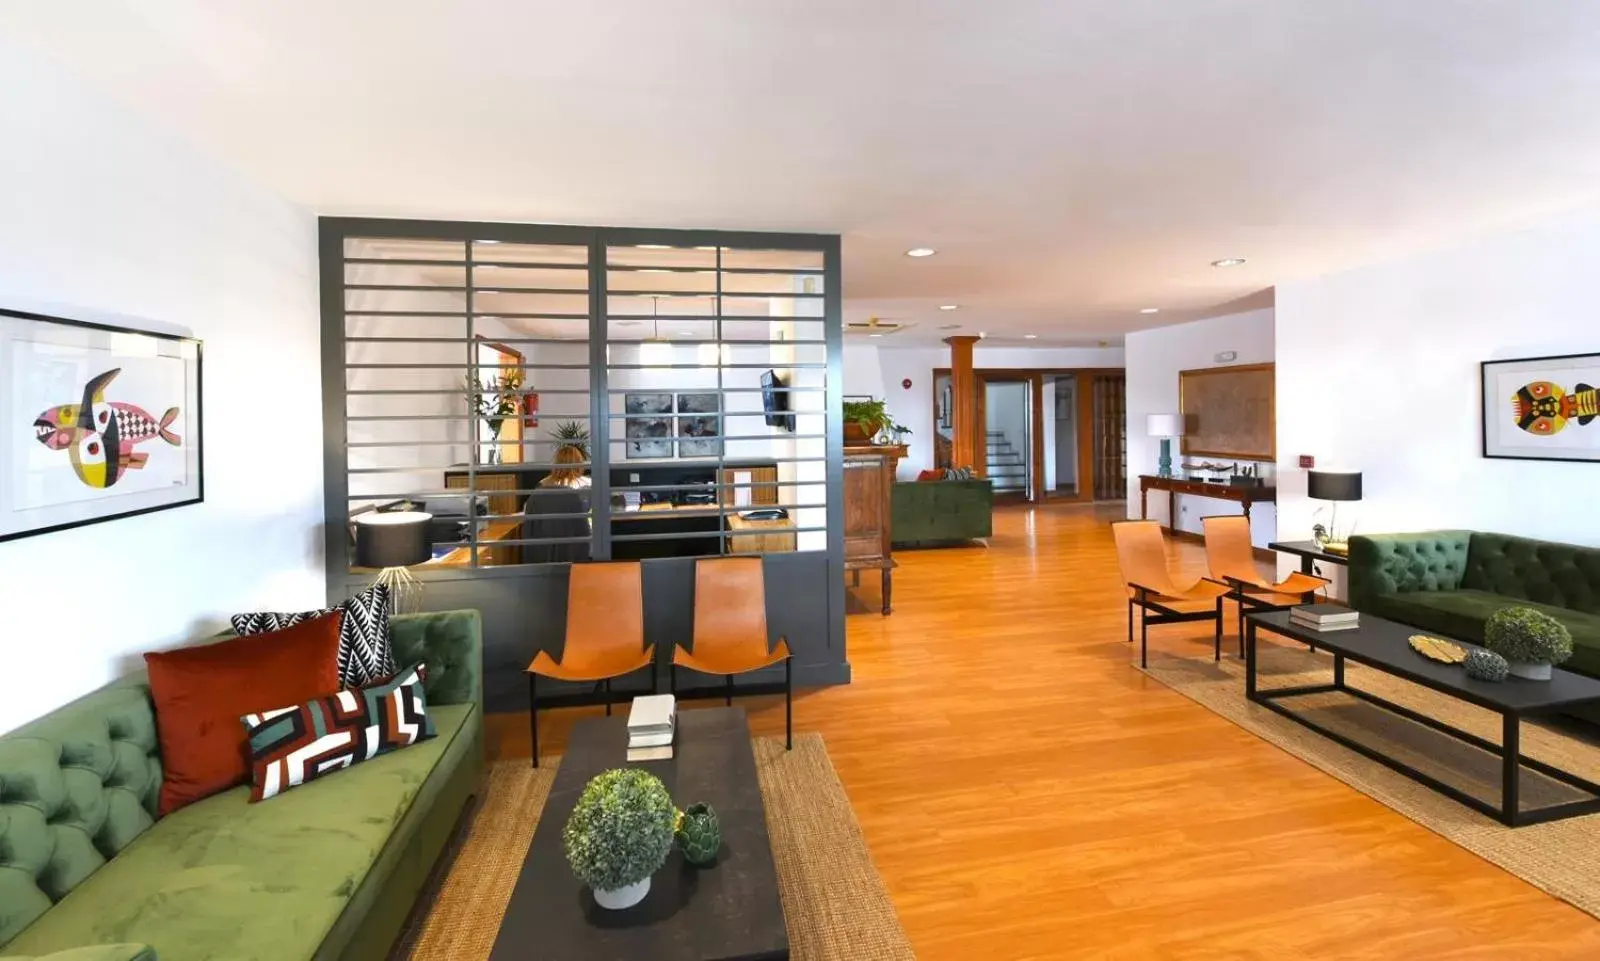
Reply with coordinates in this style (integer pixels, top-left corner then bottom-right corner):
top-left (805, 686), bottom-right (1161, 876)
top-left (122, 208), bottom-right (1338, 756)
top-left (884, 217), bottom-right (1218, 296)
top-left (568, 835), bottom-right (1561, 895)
top-left (978, 331), bottom-right (987, 338)
top-left (695, 245), bottom-right (718, 251)
top-left (1211, 258), bottom-right (1246, 268)
top-left (1139, 307), bottom-right (1160, 314)
top-left (637, 244), bottom-right (672, 250)
top-left (869, 333), bottom-right (883, 338)
top-left (475, 239), bottom-right (500, 245)
top-left (1024, 334), bottom-right (1038, 339)
top-left (905, 247), bottom-right (937, 258)
top-left (939, 304), bottom-right (960, 311)
top-left (938, 323), bottom-right (961, 331)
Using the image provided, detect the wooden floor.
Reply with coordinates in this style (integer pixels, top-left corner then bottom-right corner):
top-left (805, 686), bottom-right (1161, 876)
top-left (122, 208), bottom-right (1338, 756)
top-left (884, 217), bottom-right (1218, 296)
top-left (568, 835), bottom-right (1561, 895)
top-left (486, 505), bottom-right (1600, 960)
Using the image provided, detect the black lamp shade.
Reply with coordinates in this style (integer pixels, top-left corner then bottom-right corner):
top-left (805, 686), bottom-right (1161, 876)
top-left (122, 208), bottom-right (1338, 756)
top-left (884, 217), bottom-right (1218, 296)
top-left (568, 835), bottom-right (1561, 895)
top-left (355, 511), bottom-right (433, 568)
top-left (1308, 470), bottom-right (1362, 502)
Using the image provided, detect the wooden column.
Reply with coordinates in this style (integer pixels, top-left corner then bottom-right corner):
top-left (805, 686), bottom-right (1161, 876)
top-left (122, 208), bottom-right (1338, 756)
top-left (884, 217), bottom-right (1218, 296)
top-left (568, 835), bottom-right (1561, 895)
top-left (945, 335), bottom-right (981, 475)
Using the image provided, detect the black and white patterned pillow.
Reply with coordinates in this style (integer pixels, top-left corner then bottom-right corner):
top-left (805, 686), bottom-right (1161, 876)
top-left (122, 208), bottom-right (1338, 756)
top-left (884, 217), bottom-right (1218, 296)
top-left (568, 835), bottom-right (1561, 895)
top-left (231, 585), bottom-right (396, 688)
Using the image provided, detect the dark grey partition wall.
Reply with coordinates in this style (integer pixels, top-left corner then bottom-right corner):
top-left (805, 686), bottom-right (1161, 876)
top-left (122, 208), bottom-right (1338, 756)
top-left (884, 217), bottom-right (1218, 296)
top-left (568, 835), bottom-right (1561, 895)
top-left (318, 218), bottom-right (846, 713)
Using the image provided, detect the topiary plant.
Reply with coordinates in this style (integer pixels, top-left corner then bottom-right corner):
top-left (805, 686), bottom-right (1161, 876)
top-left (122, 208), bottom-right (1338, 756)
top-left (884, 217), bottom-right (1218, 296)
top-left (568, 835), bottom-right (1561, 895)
top-left (1464, 648), bottom-right (1510, 682)
top-left (1484, 607), bottom-right (1573, 666)
top-left (675, 801), bottom-right (722, 866)
top-left (563, 768), bottom-right (675, 898)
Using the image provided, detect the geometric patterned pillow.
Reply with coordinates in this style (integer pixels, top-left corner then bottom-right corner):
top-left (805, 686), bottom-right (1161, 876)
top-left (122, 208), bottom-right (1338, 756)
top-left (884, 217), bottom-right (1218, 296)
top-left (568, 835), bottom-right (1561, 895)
top-left (231, 584), bottom-right (396, 688)
top-left (239, 661), bottom-right (435, 802)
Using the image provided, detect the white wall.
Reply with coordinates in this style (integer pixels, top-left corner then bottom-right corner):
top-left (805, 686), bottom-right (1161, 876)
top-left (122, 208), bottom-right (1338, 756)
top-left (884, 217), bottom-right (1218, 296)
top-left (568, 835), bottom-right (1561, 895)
top-left (844, 341), bottom-right (1125, 478)
top-left (1123, 309), bottom-right (1277, 546)
top-left (1277, 206), bottom-right (1600, 558)
top-left (0, 38), bottom-right (322, 732)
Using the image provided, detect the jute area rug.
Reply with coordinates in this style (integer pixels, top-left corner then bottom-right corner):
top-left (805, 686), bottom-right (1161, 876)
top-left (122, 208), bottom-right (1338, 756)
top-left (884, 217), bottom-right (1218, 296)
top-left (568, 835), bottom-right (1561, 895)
top-left (1140, 637), bottom-right (1600, 919)
top-left (392, 733), bottom-right (915, 960)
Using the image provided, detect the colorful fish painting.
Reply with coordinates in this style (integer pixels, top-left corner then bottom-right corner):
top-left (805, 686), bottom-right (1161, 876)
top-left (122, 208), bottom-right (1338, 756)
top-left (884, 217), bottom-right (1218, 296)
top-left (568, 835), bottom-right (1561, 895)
top-left (32, 368), bottom-right (181, 488)
top-left (1512, 380), bottom-right (1600, 436)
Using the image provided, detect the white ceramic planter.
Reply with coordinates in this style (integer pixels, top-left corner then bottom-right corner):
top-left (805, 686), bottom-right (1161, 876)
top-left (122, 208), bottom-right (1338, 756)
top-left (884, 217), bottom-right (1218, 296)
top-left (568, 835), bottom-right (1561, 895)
top-left (593, 876), bottom-right (650, 910)
top-left (1508, 660), bottom-right (1553, 681)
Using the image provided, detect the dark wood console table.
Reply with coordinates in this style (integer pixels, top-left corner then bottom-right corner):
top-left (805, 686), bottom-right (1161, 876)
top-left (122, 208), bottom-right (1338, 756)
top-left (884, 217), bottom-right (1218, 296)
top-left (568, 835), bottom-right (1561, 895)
top-left (1138, 474), bottom-right (1275, 533)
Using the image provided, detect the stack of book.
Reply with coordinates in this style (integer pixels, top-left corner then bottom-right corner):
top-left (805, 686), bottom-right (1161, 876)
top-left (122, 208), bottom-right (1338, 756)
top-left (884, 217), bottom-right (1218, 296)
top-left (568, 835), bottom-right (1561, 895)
top-left (1291, 604), bottom-right (1360, 632)
top-left (626, 694), bottom-right (676, 762)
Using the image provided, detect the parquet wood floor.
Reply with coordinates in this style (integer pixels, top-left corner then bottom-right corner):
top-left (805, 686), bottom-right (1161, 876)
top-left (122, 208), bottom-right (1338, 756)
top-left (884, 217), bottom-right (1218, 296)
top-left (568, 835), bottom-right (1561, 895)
top-left (485, 504), bottom-right (1600, 960)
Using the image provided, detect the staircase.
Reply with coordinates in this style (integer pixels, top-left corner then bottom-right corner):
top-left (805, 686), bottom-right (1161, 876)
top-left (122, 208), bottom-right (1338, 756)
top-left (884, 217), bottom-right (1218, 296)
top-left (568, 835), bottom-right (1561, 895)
top-left (986, 430), bottom-right (1027, 494)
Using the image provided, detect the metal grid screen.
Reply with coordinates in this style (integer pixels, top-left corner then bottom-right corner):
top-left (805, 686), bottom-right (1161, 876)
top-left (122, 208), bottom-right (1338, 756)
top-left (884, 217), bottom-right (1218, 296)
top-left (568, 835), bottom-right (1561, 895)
top-left (332, 223), bottom-right (836, 574)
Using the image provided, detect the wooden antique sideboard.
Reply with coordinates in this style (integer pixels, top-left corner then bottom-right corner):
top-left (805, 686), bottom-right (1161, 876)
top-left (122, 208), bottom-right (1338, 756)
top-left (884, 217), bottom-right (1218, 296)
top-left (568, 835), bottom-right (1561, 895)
top-left (843, 444), bottom-right (906, 615)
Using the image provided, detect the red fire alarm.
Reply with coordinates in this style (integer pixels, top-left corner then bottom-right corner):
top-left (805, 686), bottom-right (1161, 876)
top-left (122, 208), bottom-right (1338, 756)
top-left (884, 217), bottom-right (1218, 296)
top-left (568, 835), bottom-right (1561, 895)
top-left (1298, 454), bottom-right (1315, 469)
top-left (902, 378), bottom-right (913, 389)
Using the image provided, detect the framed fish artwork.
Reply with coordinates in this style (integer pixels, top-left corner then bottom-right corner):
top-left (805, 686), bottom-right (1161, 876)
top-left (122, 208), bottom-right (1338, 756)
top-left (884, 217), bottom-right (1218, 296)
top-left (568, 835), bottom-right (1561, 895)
top-left (1, 308), bottom-right (203, 542)
top-left (1482, 352), bottom-right (1600, 462)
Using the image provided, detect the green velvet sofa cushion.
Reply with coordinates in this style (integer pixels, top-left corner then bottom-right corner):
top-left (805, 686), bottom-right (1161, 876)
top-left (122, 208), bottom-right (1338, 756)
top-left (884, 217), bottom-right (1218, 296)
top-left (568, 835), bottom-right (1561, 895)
top-left (389, 610), bottom-right (482, 708)
top-left (891, 479), bottom-right (993, 546)
top-left (1346, 531), bottom-right (1472, 611)
top-left (1459, 532), bottom-right (1600, 615)
top-left (0, 687), bottom-right (162, 946)
top-left (3, 702), bottom-right (479, 961)
top-left (0, 946), bottom-right (156, 961)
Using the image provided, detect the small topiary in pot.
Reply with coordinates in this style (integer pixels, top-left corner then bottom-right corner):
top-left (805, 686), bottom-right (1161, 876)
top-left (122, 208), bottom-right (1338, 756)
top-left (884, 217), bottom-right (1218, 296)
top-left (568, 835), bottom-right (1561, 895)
top-left (563, 768), bottom-right (676, 909)
top-left (1483, 606), bottom-right (1573, 681)
top-left (1464, 648), bottom-right (1510, 682)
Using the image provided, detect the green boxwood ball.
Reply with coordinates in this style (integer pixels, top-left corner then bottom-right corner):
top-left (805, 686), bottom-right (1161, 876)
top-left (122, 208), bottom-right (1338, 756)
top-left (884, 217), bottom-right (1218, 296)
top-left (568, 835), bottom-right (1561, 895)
top-left (563, 768), bottom-right (676, 893)
top-left (1464, 648), bottom-right (1509, 682)
top-left (1484, 607), bottom-right (1573, 666)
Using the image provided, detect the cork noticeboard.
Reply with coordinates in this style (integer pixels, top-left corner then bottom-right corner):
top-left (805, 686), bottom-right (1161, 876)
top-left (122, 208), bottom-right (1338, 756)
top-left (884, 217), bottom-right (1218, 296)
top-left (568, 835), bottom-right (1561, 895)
top-left (1179, 363), bottom-right (1275, 461)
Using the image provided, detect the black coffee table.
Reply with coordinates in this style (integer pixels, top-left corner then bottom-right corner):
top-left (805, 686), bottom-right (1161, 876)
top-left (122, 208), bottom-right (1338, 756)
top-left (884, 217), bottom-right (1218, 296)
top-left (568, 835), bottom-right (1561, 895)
top-left (1246, 610), bottom-right (1600, 826)
top-left (488, 707), bottom-right (788, 961)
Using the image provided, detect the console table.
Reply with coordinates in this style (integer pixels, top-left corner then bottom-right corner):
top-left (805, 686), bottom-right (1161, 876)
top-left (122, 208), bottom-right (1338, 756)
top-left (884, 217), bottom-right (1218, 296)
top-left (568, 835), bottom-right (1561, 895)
top-left (1138, 474), bottom-right (1275, 533)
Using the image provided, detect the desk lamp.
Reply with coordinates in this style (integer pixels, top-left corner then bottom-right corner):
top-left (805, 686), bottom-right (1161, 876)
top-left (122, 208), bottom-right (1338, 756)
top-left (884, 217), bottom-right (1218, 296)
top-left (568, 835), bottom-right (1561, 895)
top-left (355, 511), bottom-right (433, 614)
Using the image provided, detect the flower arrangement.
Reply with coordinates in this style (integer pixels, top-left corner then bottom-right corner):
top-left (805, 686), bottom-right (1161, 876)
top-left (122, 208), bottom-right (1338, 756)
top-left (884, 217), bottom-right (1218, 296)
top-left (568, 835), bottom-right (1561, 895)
top-left (562, 769), bottom-right (675, 904)
top-left (464, 371), bottom-right (523, 432)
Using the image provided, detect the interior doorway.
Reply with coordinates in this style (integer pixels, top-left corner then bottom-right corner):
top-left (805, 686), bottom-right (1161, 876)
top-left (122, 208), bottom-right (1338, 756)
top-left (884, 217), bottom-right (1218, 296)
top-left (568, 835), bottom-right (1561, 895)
top-left (934, 366), bottom-right (1125, 504)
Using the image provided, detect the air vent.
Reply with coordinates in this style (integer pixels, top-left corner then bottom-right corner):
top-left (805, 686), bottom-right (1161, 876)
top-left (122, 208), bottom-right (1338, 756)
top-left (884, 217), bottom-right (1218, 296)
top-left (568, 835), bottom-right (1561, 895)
top-left (845, 316), bottom-right (912, 336)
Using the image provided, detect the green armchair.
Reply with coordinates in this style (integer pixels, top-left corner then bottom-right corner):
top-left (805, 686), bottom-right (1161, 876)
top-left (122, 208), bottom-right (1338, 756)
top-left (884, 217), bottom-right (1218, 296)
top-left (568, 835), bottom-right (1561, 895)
top-left (892, 478), bottom-right (993, 546)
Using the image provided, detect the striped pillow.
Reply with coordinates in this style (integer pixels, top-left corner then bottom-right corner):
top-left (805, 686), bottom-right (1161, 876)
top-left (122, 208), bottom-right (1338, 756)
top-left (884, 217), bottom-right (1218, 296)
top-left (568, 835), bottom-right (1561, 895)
top-left (240, 662), bottom-right (435, 802)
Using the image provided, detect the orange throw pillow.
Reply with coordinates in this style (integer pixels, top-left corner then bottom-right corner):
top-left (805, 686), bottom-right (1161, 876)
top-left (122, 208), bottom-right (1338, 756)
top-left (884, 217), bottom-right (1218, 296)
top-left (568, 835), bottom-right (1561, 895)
top-left (145, 611), bottom-right (344, 815)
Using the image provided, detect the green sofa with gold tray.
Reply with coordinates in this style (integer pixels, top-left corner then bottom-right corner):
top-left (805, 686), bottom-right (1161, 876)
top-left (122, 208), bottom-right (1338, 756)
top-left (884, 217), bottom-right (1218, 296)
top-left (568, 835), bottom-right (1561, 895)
top-left (0, 610), bottom-right (484, 961)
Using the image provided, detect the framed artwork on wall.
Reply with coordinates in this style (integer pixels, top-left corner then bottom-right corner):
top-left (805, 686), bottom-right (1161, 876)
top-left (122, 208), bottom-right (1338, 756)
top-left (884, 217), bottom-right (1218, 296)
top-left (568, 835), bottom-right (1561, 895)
top-left (1482, 352), bottom-right (1600, 462)
top-left (0, 307), bottom-right (203, 542)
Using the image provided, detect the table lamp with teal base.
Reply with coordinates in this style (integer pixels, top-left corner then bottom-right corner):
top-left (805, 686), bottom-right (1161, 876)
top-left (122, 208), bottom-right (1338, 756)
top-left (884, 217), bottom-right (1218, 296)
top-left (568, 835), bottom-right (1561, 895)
top-left (1145, 413), bottom-right (1186, 478)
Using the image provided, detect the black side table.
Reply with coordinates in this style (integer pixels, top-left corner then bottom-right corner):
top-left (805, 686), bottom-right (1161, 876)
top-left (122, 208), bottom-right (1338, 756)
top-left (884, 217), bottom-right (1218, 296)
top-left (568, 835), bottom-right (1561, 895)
top-left (1268, 540), bottom-right (1350, 580)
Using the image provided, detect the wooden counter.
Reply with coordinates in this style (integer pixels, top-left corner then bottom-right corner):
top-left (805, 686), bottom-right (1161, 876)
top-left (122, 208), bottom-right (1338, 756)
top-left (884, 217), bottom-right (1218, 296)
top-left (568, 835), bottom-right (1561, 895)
top-left (1137, 474), bottom-right (1275, 534)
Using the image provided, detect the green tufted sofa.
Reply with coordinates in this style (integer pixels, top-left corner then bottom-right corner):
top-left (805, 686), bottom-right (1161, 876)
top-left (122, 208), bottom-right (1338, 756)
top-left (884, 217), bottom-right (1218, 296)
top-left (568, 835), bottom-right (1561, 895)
top-left (1348, 531), bottom-right (1600, 678)
top-left (891, 478), bottom-right (993, 547)
top-left (0, 610), bottom-right (485, 961)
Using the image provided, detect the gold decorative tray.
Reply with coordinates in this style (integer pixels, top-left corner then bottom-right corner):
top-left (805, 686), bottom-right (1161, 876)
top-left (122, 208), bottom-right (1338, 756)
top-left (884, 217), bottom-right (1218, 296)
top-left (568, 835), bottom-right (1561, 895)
top-left (1409, 634), bottom-right (1467, 664)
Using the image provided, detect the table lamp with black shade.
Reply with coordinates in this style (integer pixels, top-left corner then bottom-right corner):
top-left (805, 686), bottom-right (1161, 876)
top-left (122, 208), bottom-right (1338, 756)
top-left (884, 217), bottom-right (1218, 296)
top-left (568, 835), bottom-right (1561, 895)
top-left (354, 511), bottom-right (433, 614)
top-left (1308, 470), bottom-right (1362, 556)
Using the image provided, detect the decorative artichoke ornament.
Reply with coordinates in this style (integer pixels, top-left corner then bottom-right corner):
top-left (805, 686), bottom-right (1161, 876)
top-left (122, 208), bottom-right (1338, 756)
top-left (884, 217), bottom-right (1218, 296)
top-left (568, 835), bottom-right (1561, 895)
top-left (1464, 648), bottom-right (1510, 682)
top-left (675, 802), bottom-right (722, 866)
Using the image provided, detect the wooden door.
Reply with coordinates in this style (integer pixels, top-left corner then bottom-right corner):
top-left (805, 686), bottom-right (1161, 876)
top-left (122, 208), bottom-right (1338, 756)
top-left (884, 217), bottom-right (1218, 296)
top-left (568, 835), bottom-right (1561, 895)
top-left (1091, 374), bottom-right (1127, 500)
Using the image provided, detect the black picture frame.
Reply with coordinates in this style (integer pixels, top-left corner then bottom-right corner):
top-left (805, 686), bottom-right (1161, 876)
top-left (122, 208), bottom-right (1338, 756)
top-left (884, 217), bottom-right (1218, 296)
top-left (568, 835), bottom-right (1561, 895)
top-left (0, 307), bottom-right (204, 542)
top-left (1481, 351), bottom-right (1600, 463)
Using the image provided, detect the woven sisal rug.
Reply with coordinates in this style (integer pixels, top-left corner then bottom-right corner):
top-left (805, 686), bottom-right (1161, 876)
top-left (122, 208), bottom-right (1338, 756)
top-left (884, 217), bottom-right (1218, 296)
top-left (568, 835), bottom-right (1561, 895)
top-left (392, 733), bottom-right (915, 960)
top-left (1140, 637), bottom-right (1600, 919)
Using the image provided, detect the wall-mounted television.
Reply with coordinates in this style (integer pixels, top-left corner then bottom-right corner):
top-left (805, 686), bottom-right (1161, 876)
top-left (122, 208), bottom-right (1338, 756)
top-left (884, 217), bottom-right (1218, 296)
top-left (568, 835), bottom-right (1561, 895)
top-left (760, 369), bottom-right (794, 431)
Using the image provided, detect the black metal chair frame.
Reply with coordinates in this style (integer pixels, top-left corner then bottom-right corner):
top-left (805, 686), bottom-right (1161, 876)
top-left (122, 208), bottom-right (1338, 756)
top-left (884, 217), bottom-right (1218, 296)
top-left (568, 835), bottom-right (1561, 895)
top-left (1223, 578), bottom-right (1326, 657)
top-left (670, 653), bottom-right (793, 751)
top-left (1127, 582), bottom-right (1226, 669)
top-left (528, 659), bottom-right (658, 768)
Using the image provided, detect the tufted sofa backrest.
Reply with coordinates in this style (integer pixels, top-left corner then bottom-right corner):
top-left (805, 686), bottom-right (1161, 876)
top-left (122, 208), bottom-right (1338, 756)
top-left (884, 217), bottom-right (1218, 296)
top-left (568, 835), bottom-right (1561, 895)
top-left (1462, 532), bottom-right (1600, 615)
top-left (0, 680), bottom-right (162, 947)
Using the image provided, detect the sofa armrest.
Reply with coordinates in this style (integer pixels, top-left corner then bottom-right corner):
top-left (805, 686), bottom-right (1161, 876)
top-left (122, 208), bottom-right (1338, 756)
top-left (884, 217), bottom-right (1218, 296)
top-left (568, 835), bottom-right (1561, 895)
top-left (1, 946), bottom-right (157, 961)
top-left (1347, 532), bottom-right (1473, 611)
top-left (389, 609), bottom-right (483, 709)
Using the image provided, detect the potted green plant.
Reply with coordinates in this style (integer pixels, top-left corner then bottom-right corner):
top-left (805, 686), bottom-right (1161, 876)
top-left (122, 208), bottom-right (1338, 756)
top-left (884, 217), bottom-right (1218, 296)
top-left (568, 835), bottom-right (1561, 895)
top-left (464, 372), bottom-right (522, 442)
top-left (1484, 606), bottom-right (1573, 681)
top-left (562, 768), bottom-right (676, 909)
top-left (843, 398), bottom-right (895, 445)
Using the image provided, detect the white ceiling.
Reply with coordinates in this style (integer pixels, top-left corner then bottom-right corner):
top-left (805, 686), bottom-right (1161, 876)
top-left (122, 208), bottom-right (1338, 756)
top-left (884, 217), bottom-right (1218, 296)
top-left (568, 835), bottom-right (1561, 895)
top-left (8, 1), bottom-right (1600, 345)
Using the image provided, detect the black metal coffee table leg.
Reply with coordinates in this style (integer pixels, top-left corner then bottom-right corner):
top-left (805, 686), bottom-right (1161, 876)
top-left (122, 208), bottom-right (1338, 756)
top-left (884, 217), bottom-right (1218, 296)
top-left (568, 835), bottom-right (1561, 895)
top-left (1502, 712), bottom-right (1520, 826)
